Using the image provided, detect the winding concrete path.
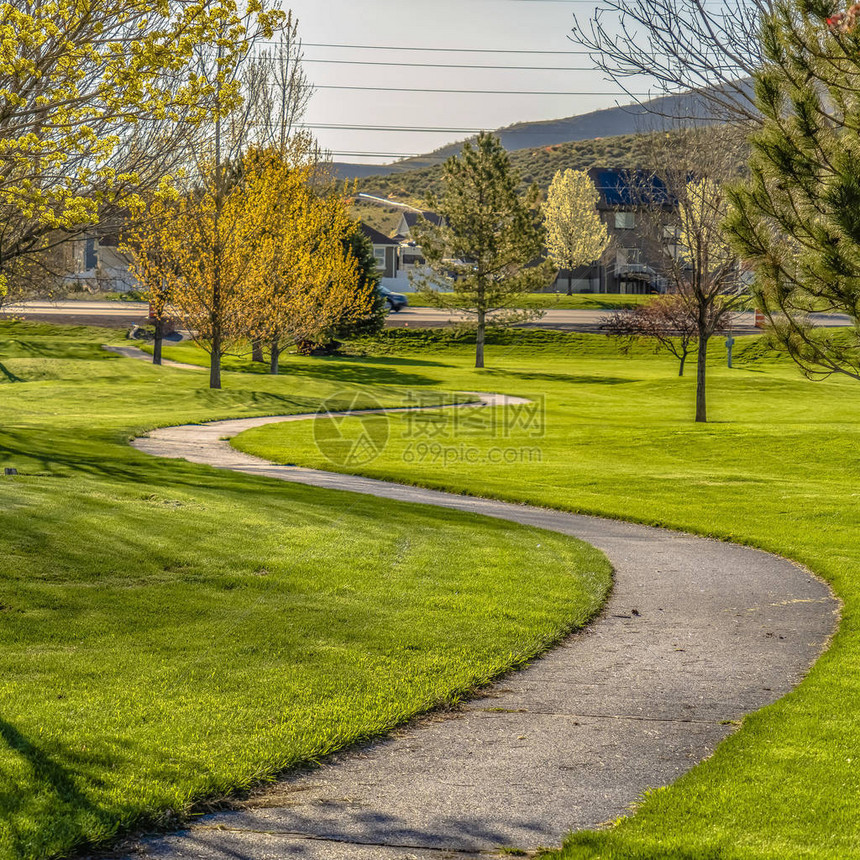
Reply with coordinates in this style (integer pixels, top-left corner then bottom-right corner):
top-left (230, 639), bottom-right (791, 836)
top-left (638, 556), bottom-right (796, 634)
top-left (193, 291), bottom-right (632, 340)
top-left (103, 344), bottom-right (202, 370)
top-left (123, 398), bottom-right (838, 860)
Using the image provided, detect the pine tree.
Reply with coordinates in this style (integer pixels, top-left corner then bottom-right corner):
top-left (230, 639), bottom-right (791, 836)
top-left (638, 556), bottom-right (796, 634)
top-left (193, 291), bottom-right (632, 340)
top-left (333, 230), bottom-right (389, 341)
top-left (726, 0), bottom-right (860, 380)
top-left (543, 169), bottom-right (609, 295)
top-left (412, 133), bottom-right (552, 368)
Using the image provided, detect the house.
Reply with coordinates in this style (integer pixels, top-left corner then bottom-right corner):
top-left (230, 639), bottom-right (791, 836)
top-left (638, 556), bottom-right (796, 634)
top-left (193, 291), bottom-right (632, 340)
top-left (354, 194), bottom-right (446, 288)
top-left (355, 193), bottom-right (442, 242)
top-left (547, 167), bottom-right (674, 295)
top-left (64, 231), bottom-right (140, 294)
top-left (355, 197), bottom-right (443, 291)
top-left (360, 222), bottom-right (401, 279)
top-left (393, 209), bottom-right (444, 243)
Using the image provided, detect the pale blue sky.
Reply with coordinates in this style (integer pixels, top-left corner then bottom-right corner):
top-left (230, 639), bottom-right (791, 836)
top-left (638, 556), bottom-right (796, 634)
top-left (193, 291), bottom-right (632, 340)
top-left (283, 0), bottom-right (643, 163)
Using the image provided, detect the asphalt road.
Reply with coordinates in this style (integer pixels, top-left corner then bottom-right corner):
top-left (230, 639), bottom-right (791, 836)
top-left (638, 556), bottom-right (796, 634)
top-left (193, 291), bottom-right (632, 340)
top-left (4, 300), bottom-right (854, 334)
top-left (388, 305), bottom-right (855, 333)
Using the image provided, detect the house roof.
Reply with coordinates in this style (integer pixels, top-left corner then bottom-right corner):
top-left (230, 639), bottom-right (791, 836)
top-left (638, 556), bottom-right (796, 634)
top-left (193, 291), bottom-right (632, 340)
top-left (401, 210), bottom-right (444, 229)
top-left (359, 222), bottom-right (400, 246)
top-left (588, 167), bottom-right (673, 208)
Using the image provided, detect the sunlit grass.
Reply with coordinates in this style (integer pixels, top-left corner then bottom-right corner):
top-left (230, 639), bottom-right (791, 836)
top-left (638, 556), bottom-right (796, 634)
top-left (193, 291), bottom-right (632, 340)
top-left (227, 330), bottom-right (860, 860)
top-left (0, 321), bottom-right (610, 860)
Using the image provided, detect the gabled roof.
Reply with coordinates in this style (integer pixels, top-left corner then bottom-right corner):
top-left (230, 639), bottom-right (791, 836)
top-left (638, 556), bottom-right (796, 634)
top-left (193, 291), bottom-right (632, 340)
top-left (401, 210), bottom-right (444, 229)
top-left (359, 222), bottom-right (400, 246)
top-left (588, 167), bottom-right (673, 208)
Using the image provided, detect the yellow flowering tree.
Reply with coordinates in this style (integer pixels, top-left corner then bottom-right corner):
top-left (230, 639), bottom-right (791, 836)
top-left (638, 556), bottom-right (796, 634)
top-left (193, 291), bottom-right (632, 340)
top-left (244, 146), bottom-right (372, 373)
top-left (0, 0), bottom-right (282, 293)
top-left (122, 200), bottom-right (179, 366)
top-left (124, 166), bottom-right (274, 380)
top-left (543, 169), bottom-right (610, 294)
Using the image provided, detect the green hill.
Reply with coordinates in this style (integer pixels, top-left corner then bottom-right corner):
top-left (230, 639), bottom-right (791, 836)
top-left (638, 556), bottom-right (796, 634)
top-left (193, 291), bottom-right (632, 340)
top-left (355, 130), bottom-right (748, 210)
top-left (356, 132), bottom-right (666, 205)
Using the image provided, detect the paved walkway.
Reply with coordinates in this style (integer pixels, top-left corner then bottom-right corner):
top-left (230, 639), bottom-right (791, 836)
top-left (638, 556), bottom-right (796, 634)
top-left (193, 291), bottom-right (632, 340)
top-left (122, 403), bottom-right (838, 860)
top-left (103, 344), bottom-right (202, 371)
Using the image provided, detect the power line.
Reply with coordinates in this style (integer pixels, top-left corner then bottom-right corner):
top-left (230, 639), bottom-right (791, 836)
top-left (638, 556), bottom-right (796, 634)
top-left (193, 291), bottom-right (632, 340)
top-left (315, 85), bottom-right (644, 95)
top-left (298, 123), bottom-right (586, 133)
top-left (300, 123), bottom-right (486, 133)
top-left (329, 152), bottom-right (428, 159)
top-left (303, 58), bottom-right (595, 71)
top-left (300, 42), bottom-right (593, 55)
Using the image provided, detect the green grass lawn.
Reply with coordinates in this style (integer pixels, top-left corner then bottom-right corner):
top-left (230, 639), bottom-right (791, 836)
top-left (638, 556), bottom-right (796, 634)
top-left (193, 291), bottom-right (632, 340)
top-left (218, 329), bottom-right (860, 860)
top-left (0, 321), bottom-right (611, 860)
top-left (403, 292), bottom-right (654, 310)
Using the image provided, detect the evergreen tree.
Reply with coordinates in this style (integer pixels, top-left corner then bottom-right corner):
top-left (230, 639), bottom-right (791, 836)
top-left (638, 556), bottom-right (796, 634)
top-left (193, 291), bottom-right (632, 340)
top-left (333, 229), bottom-right (389, 340)
top-left (726, 0), bottom-right (860, 380)
top-left (412, 133), bottom-right (552, 368)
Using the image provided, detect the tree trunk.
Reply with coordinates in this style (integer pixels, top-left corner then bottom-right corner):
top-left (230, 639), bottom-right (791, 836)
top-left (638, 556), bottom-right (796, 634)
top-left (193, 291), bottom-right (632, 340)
top-left (251, 338), bottom-right (264, 363)
top-left (210, 327), bottom-right (222, 390)
top-left (210, 66), bottom-right (223, 391)
top-left (695, 333), bottom-right (708, 422)
top-left (567, 272), bottom-right (573, 296)
top-left (270, 337), bottom-right (281, 375)
top-left (152, 318), bottom-right (163, 366)
top-left (678, 350), bottom-right (686, 377)
top-left (475, 310), bottom-right (485, 369)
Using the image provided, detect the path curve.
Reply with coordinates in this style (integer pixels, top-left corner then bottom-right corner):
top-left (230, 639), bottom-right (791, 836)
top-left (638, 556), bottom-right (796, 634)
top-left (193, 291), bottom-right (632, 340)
top-left (125, 404), bottom-right (838, 860)
top-left (103, 343), bottom-right (203, 371)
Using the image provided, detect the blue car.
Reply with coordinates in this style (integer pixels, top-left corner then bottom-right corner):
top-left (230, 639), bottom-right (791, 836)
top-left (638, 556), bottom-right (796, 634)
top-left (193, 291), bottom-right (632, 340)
top-left (379, 285), bottom-right (408, 312)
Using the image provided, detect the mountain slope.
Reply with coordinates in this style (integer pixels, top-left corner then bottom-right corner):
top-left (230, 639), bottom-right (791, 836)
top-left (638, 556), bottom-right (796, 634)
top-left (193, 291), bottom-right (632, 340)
top-left (331, 88), bottom-right (725, 180)
top-left (354, 131), bottom-right (666, 205)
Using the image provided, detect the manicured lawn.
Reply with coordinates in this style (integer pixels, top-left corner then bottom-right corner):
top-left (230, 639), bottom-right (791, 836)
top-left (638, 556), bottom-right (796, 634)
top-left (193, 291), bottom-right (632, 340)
top-left (0, 321), bottom-right (611, 860)
top-left (224, 329), bottom-right (860, 860)
top-left (403, 292), bottom-right (654, 310)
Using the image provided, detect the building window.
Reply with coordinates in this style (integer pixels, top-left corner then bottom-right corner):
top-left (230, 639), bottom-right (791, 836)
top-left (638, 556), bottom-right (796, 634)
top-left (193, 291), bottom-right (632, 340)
top-left (663, 225), bottom-right (682, 259)
top-left (615, 211), bottom-right (635, 230)
top-left (616, 248), bottom-right (641, 269)
top-left (373, 248), bottom-right (386, 271)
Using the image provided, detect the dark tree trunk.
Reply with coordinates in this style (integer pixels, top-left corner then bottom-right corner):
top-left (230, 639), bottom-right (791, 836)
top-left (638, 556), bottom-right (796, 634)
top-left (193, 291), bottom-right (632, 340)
top-left (678, 350), bottom-right (686, 377)
top-left (567, 273), bottom-right (573, 296)
top-left (475, 310), bottom-right (485, 369)
top-left (270, 337), bottom-right (281, 375)
top-left (251, 338), bottom-right (264, 363)
top-left (210, 80), bottom-right (223, 392)
top-left (153, 318), bottom-right (163, 366)
top-left (695, 332), bottom-right (708, 422)
top-left (209, 316), bottom-right (222, 390)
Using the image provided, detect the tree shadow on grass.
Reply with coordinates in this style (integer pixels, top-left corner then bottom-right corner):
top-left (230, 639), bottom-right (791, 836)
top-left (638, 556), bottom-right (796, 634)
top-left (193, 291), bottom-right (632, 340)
top-left (0, 718), bottom-right (117, 858)
top-left (482, 368), bottom-right (637, 386)
top-left (243, 359), bottom-right (442, 388)
top-left (337, 355), bottom-right (452, 369)
top-left (0, 361), bottom-right (23, 383)
top-left (1, 339), bottom-right (111, 361)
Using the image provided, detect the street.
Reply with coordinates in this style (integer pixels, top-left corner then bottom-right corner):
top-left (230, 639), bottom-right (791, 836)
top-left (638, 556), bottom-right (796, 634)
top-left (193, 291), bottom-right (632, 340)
top-left (3, 299), bottom-right (854, 334)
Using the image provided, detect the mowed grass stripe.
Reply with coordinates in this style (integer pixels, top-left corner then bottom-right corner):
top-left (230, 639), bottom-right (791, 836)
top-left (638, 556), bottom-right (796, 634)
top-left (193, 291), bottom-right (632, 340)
top-left (225, 329), bottom-right (860, 860)
top-left (0, 321), bottom-right (610, 860)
